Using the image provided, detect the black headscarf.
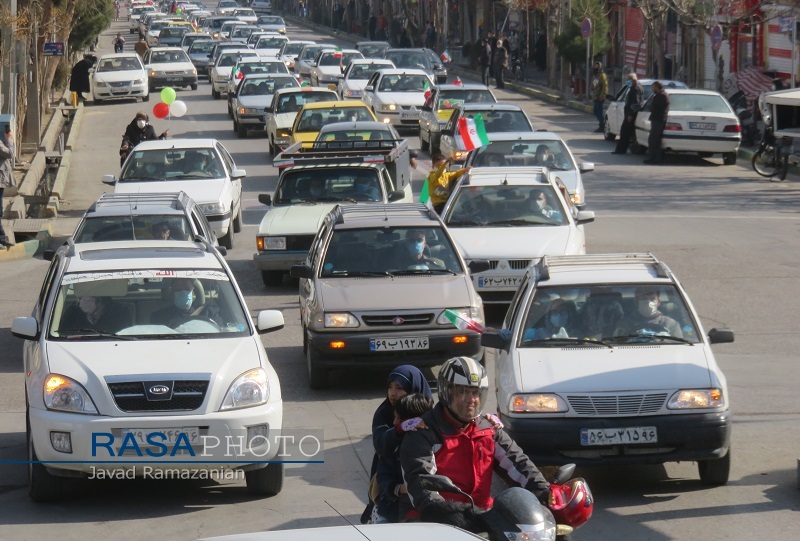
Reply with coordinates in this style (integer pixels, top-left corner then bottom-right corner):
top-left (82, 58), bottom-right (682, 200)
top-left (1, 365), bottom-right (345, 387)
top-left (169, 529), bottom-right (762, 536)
top-left (387, 364), bottom-right (433, 399)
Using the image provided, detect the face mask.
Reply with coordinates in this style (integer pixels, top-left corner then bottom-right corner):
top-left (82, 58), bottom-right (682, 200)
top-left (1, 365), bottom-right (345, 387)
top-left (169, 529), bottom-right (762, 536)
top-left (536, 199), bottom-right (545, 209)
top-left (79, 297), bottom-right (98, 315)
top-left (310, 186), bottom-right (322, 197)
top-left (638, 299), bottom-right (658, 317)
top-left (549, 311), bottom-right (567, 328)
top-left (625, 81), bottom-right (632, 87)
top-left (407, 240), bottom-right (424, 256)
top-left (137, 120), bottom-right (146, 129)
top-left (355, 183), bottom-right (368, 194)
top-left (173, 290), bottom-right (193, 310)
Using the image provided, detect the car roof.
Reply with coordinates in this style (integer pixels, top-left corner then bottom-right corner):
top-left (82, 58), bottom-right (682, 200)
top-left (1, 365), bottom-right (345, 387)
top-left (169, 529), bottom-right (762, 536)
top-left (357, 41), bottom-right (391, 46)
top-left (301, 100), bottom-right (368, 110)
top-left (350, 58), bottom-right (393, 64)
top-left (237, 56), bottom-right (282, 64)
top-left (128, 138), bottom-right (218, 151)
top-left (533, 253), bottom-right (676, 287)
top-left (319, 121), bottom-right (391, 132)
top-left (85, 192), bottom-right (195, 217)
top-left (331, 203), bottom-right (441, 229)
top-left (456, 103), bottom-right (523, 112)
top-left (63, 241), bottom-right (224, 273)
top-left (463, 167), bottom-right (551, 187)
top-left (481, 131), bottom-right (563, 142)
top-left (149, 46), bottom-right (186, 52)
top-left (98, 53), bottom-right (141, 60)
top-left (375, 68), bottom-right (430, 77)
top-left (638, 78), bottom-right (687, 87)
top-left (274, 86), bottom-right (337, 96)
top-left (318, 48), bottom-right (360, 55)
top-left (241, 73), bottom-right (295, 80)
top-left (662, 89), bottom-right (726, 96)
top-left (435, 84), bottom-right (490, 91)
top-left (219, 48), bottom-right (254, 56)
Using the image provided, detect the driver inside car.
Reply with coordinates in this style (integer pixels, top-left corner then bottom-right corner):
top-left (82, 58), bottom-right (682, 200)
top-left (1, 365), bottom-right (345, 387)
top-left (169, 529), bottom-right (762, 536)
top-left (616, 287), bottom-right (683, 338)
top-left (151, 278), bottom-right (218, 329)
top-left (390, 230), bottom-right (445, 271)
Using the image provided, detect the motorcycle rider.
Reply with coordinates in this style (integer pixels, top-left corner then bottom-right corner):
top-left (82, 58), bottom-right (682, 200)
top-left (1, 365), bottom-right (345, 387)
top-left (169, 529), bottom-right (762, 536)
top-left (399, 357), bottom-right (550, 532)
top-left (120, 112), bottom-right (168, 166)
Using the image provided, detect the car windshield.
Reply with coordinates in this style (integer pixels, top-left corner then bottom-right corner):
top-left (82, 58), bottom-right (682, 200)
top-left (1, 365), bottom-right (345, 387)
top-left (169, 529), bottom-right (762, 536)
top-left (218, 1), bottom-right (238, 8)
top-left (160, 27), bottom-right (188, 38)
top-left (300, 46), bottom-right (324, 61)
top-left (49, 270), bottom-right (250, 340)
top-left (219, 52), bottom-right (252, 66)
top-left (276, 91), bottom-right (337, 113)
top-left (189, 40), bottom-right (216, 53)
top-left (321, 227), bottom-right (464, 276)
top-left (318, 129), bottom-right (394, 143)
top-left (378, 74), bottom-right (430, 92)
top-left (282, 42), bottom-right (307, 56)
top-left (668, 94), bottom-right (732, 113)
top-left (518, 284), bottom-right (701, 346)
top-left (233, 8), bottom-right (254, 16)
top-left (120, 148), bottom-right (226, 181)
top-left (256, 37), bottom-right (286, 49)
top-left (151, 50), bottom-right (189, 63)
top-left (350, 62), bottom-right (389, 79)
top-left (258, 16), bottom-right (283, 25)
top-left (211, 17), bottom-right (236, 30)
top-left (385, 52), bottom-right (431, 71)
top-left (239, 76), bottom-right (298, 95)
top-left (445, 184), bottom-right (568, 227)
top-left (319, 51), bottom-right (361, 66)
top-left (150, 21), bottom-right (170, 31)
top-left (231, 27), bottom-right (256, 38)
top-left (294, 106), bottom-right (374, 132)
top-left (471, 139), bottom-right (574, 170)
top-left (359, 44), bottom-right (387, 57)
top-left (97, 57), bottom-right (142, 72)
top-left (183, 35), bottom-right (211, 48)
top-left (239, 61), bottom-right (287, 75)
top-left (463, 109), bottom-right (531, 132)
top-left (437, 89), bottom-right (495, 109)
top-left (74, 215), bottom-right (194, 243)
top-left (275, 168), bottom-right (383, 204)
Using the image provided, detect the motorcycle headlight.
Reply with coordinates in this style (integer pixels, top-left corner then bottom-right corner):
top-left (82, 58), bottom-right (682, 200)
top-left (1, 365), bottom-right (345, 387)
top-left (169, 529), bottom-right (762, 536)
top-left (200, 202), bottom-right (226, 214)
top-left (324, 313), bottom-right (360, 328)
top-left (668, 389), bottom-right (724, 409)
top-left (510, 393), bottom-right (568, 413)
top-left (44, 374), bottom-right (99, 415)
top-left (220, 368), bottom-right (270, 410)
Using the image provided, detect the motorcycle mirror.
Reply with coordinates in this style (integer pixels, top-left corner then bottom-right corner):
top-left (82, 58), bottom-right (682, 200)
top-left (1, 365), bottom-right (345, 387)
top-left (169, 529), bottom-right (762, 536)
top-left (417, 474), bottom-right (464, 495)
top-left (553, 463), bottom-right (576, 485)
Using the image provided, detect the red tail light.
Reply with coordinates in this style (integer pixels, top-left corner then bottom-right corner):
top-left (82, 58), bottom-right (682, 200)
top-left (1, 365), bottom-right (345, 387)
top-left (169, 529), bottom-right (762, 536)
top-left (723, 124), bottom-right (741, 133)
top-left (664, 123), bottom-right (682, 131)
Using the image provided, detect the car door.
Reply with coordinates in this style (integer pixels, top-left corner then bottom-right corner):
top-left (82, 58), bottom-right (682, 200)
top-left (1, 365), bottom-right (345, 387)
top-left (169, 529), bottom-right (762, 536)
top-left (300, 222), bottom-right (331, 328)
top-left (607, 86), bottom-right (628, 136)
top-left (439, 109), bottom-right (461, 160)
top-left (265, 92), bottom-right (279, 139)
top-left (25, 254), bottom-right (63, 376)
top-left (362, 72), bottom-right (380, 111)
top-left (309, 51), bottom-right (324, 85)
top-left (216, 143), bottom-right (242, 212)
top-left (635, 95), bottom-right (655, 147)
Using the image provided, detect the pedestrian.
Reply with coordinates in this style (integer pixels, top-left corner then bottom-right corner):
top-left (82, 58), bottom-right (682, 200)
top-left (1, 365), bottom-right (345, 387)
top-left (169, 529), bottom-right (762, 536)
top-left (591, 61), bottom-right (608, 133)
top-left (494, 40), bottom-right (508, 89)
top-left (479, 38), bottom-right (491, 86)
top-left (399, 26), bottom-right (413, 48)
top-left (425, 21), bottom-right (437, 50)
top-left (377, 10), bottom-right (387, 40)
top-left (645, 81), bottom-right (670, 164)
top-left (69, 54), bottom-right (94, 104)
top-left (368, 12), bottom-right (377, 40)
top-left (0, 126), bottom-right (15, 248)
top-left (113, 32), bottom-right (125, 53)
top-left (613, 72), bottom-right (643, 154)
top-left (134, 35), bottom-right (149, 59)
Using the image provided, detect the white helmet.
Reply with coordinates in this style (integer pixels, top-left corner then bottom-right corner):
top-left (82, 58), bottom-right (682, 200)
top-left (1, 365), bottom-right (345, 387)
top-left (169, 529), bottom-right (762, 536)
top-left (438, 357), bottom-right (489, 422)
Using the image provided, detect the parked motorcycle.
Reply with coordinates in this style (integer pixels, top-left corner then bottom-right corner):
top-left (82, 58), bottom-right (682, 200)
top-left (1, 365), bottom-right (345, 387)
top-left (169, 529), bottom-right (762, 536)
top-left (752, 118), bottom-right (790, 181)
top-left (728, 90), bottom-right (756, 145)
top-left (418, 463), bottom-right (592, 540)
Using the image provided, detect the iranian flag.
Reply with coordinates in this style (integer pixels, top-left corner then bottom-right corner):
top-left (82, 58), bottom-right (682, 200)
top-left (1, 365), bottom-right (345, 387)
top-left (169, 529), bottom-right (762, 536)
top-left (457, 115), bottom-right (490, 152)
top-left (419, 177), bottom-right (433, 209)
top-left (443, 309), bottom-right (485, 334)
top-left (334, 46), bottom-right (343, 59)
top-left (423, 79), bottom-right (432, 101)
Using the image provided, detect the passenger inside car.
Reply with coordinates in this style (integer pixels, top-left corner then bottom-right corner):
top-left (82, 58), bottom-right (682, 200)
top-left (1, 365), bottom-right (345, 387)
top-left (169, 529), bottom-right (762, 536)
top-left (523, 298), bottom-right (579, 341)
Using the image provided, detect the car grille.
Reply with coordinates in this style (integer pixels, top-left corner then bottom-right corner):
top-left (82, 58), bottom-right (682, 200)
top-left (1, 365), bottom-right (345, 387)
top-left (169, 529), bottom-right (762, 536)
top-left (286, 235), bottom-right (315, 251)
top-left (109, 81), bottom-right (131, 88)
top-left (484, 259), bottom-right (530, 270)
top-left (164, 70), bottom-right (186, 76)
top-left (567, 393), bottom-right (668, 416)
top-left (362, 313), bottom-right (435, 326)
top-left (108, 380), bottom-right (209, 412)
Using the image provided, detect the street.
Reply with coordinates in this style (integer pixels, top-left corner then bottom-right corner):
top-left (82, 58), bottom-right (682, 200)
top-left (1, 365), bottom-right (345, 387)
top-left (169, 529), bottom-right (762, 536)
top-left (0, 18), bottom-right (798, 541)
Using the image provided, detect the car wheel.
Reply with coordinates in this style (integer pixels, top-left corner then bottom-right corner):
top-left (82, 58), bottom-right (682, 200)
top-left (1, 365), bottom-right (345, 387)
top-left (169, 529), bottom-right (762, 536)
top-left (233, 206), bottom-right (242, 233)
top-left (261, 270), bottom-right (283, 287)
top-left (220, 228), bottom-right (234, 250)
top-left (722, 151), bottom-right (737, 165)
top-left (698, 449), bottom-right (730, 485)
top-left (233, 118), bottom-right (239, 132)
top-left (306, 343), bottom-right (329, 389)
top-left (420, 129), bottom-right (429, 152)
top-left (227, 101), bottom-right (233, 118)
top-left (244, 463), bottom-right (284, 496)
top-left (212, 88), bottom-right (220, 100)
top-left (603, 117), bottom-right (615, 141)
top-left (142, 93), bottom-right (150, 102)
top-left (28, 411), bottom-right (64, 502)
top-left (190, 83), bottom-right (198, 91)
top-left (237, 123), bottom-right (247, 138)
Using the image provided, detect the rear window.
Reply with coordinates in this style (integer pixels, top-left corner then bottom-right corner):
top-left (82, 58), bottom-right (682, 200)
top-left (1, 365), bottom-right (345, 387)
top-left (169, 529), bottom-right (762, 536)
top-left (276, 168), bottom-right (382, 204)
top-left (75, 216), bottom-right (194, 243)
top-left (276, 91), bottom-right (337, 113)
top-left (668, 94), bottom-right (732, 114)
top-left (445, 184), bottom-right (568, 227)
top-left (294, 106), bottom-right (374, 132)
top-left (239, 76), bottom-right (299, 95)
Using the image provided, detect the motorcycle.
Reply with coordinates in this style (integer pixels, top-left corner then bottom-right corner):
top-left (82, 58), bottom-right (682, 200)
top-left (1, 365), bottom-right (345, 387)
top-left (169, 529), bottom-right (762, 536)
top-left (728, 90), bottom-right (756, 145)
top-left (418, 463), bottom-right (592, 541)
top-left (751, 119), bottom-right (790, 181)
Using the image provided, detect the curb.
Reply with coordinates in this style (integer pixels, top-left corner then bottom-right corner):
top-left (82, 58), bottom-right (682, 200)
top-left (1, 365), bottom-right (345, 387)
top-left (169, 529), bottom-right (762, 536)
top-left (0, 224), bottom-right (52, 262)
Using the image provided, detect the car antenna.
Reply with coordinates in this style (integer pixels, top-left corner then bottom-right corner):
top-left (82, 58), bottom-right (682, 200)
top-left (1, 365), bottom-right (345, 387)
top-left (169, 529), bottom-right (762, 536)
top-left (325, 501), bottom-right (370, 540)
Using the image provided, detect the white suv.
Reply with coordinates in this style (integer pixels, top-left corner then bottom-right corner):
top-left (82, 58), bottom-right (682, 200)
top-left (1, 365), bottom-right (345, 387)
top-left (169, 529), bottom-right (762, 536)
top-left (103, 138), bottom-right (245, 249)
top-left (481, 253), bottom-right (735, 485)
top-left (12, 239), bottom-right (285, 501)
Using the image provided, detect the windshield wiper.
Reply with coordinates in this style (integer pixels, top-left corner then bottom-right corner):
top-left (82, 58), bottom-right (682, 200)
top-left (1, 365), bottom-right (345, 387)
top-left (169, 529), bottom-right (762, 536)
top-left (392, 268), bottom-right (458, 276)
top-left (603, 334), bottom-right (694, 345)
top-left (447, 220), bottom-right (484, 227)
top-left (329, 270), bottom-right (394, 277)
top-left (315, 196), bottom-right (357, 203)
top-left (489, 219), bottom-right (558, 226)
top-left (522, 337), bottom-right (612, 348)
top-left (61, 328), bottom-right (136, 340)
top-left (120, 176), bottom-right (164, 181)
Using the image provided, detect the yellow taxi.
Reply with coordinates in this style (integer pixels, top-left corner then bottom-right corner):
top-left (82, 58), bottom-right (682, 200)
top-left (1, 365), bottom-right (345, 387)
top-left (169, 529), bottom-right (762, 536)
top-left (418, 83), bottom-right (496, 152)
top-left (289, 100), bottom-right (378, 145)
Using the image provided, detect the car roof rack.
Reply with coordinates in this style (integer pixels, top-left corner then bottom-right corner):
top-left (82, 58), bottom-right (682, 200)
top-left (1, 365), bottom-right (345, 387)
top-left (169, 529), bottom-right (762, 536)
top-left (89, 192), bottom-right (189, 213)
top-left (332, 203), bottom-right (436, 224)
top-left (536, 253), bottom-right (670, 281)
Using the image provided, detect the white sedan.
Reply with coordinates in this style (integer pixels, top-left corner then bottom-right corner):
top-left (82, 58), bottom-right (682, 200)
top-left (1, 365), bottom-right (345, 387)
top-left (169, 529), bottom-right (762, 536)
top-left (265, 87), bottom-right (339, 156)
top-left (338, 58), bottom-right (394, 99)
top-left (604, 79), bottom-right (687, 142)
top-left (309, 48), bottom-right (363, 87)
top-left (232, 7), bottom-right (257, 24)
top-left (361, 68), bottom-right (433, 129)
top-left (91, 53), bottom-right (149, 103)
top-left (632, 89), bottom-right (741, 165)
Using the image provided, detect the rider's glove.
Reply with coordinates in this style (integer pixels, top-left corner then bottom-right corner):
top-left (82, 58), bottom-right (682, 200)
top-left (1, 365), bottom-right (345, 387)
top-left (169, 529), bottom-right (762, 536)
top-left (398, 417), bottom-right (424, 432)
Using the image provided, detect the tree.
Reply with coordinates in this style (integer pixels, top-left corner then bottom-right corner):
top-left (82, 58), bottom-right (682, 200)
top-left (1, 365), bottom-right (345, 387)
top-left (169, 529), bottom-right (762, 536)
top-left (554, 0), bottom-right (610, 68)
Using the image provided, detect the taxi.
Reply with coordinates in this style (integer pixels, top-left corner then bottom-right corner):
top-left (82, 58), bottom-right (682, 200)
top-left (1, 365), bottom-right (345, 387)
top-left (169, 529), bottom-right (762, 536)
top-left (289, 100), bottom-right (377, 145)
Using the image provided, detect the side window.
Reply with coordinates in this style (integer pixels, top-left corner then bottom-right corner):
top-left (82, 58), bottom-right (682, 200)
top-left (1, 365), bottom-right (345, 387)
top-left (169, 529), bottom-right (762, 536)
top-left (190, 210), bottom-right (205, 239)
top-left (444, 111), bottom-right (459, 132)
top-left (216, 143), bottom-right (235, 173)
top-left (615, 87), bottom-right (628, 102)
top-left (505, 278), bottom-right (532, 332)
top-left (381, 170), bottom-right (394, 196)
top-left (367, 72), bottom-right (378, 88)
top-left (37, 256), bottom-right (61, 318)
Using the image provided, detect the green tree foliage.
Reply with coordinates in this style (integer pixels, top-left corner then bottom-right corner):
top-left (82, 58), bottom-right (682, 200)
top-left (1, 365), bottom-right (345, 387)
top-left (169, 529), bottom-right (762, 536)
top-left (69, 0), bottom-right (114, 52)
top-left (554, 0), bottom-right (610, 65)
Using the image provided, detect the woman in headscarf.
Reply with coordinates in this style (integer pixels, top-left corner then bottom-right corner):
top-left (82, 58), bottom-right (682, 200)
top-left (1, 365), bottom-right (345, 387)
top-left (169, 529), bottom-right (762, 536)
top-left (361, 365), bottom-right (432, 523)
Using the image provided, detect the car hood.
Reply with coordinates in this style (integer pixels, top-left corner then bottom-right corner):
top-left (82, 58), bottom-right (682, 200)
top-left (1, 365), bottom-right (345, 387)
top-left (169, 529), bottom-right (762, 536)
top-left (116, 179), bottom-right (228, 206)
top-left (271, 112), bottom-right (296, 129)
top-left (238, 95), bottom-right (273, 107)
top-left (514, 346), bottom-right (712, 393)
top-left (291, 131), bottom-right (319, 144)
top-left (376, 92), bottom-right (426, 106)
top-left (316, 66), bottom-right (342, 77)
top-left (256, 49), bottom-right (283, 57)
top-left (212, 66), bottom-right (235, 77)
top-left (258, 203), bottom-right (336, 235)
top-left (317, 275), bottom-right (471, 311)
top-left (448, 227), bottom-right (571, 260)
top-left (94, 70), bottom-right (146, 83)
top-left (344, 79), bottom-right (369, 91)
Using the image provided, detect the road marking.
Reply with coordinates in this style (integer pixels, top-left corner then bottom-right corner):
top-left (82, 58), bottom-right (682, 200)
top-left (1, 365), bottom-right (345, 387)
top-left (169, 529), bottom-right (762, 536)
top-left (598, 214), bottom-right (800, 220)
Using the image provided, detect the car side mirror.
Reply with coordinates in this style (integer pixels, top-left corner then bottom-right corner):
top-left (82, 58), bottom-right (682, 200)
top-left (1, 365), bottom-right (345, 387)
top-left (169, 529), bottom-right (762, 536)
top-left (468, 259), bottom-right (491, 274)
top-left (441, 128), bottom-right (454, 136)
top-left (575, 210), bottom-right (595, 225)
top-left (481, 330), bottom-right (510, 351)
top-left (256, 309), bottom-right (285, 334)
top-left (290, 264), bottom-right (313, 279)
top-left (364, 85), bottom-right (374, 92)
top-left (606, 93), bottom-right (614, 101)
top-left (387, 190), bottom-right (405, 202)
top-left (258, 193), bottom-right (272, 206)
top-left (216, 245), bottom-right (227, 256)
top-left (102, 174), bottom-right (117, 185)
top-left (579, 162), bottom-right (595, 173)
top-left (231, 168), bottom-right (246, 179)
top-left (708, 327), bottom-right (734, 344)
top-left (11, 317), bottom-right (39, 340)
top-left (264, 105), bottom-right (273, 113)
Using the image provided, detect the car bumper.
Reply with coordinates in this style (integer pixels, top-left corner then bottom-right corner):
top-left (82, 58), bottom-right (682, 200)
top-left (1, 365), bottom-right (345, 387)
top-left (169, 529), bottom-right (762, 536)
top-left (206, 211), bottom-right (232, 238)
top-left (374, 111), bottom-right (421, 129)
top-left (94, 85), bottom-right (148, 100)
top-left (661, 134), bottom-right (741, 154)
top-left (212, 79), bottom-right (231, 93)
top-left (150, 75), bottom-right (197, 89)
top-left (253, 250), bottom-right (309, 271)
top-left (307, 328), bottom-right (483, 368)
top-left (238, 114), bottom-right (267, 126)
top-left (500, 411), bottom-right (731, 466)
top-left (28, 401), bottom-right (283, 475)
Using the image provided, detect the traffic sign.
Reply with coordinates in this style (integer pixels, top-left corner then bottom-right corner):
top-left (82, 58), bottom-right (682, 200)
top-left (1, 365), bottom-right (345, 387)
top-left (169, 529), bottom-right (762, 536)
top-left (43, 42), bottom-right (65, 56)
top-left (711, 25), bottom-right (723, 52)
top-left (581, 18), bottom-right (592, 39)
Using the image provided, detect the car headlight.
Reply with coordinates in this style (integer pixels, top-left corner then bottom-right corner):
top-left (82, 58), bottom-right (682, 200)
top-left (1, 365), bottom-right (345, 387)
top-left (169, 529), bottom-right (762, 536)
top-left (345, 89), bottom-right (361, 97)
top-left (133, 78), bottom-right (146, 85)
top-left (220, 368), bottom-right (270, 410)
top-left (437, 307), bottom-right (484, 326)
top-left (379, 104), bottom-right (397, 112)
top-left (150, 70), bottom-right (163, 77)
top-left (95, 81), bottom-right (108, 88)
top-left (277, 129), bottom-right (292, 138)
top-left (44, 374), bottom-right (99, 415)
top-left (257, 236), bottom-right (286, 250)
top-left (184, 69), bottom-right (197, 75)
top-left (200, 202), bottom-right (226, 214)
top-left (324, 313), bottom-right (360, 328)
top-left (668, 389), bottom-right (724, 409)
top-left (510, 393), bottom-right (568, 413)
top-left (241, 107), bottom-right (261, 114)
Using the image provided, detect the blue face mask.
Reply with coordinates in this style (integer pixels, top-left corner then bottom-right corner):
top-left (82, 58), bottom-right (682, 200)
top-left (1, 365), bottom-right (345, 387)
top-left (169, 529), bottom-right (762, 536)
top-left (173, 290), bottom-right (193, 310)
top-left (549, 311), bottom-right (568, 328)
top-left (355, 183), bottom-right (368, 193)
top-left (625, 81), bottom-right (632, 87)
top-left (407, 240), bottom-right (424, 256)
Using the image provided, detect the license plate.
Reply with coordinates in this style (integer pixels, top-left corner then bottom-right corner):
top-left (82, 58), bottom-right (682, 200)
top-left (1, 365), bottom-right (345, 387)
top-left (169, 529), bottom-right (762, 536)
top-left (400, 111), bottom-right (419, 120)
top-left (580, 426), bottom-right (657, 446)
top-left (121, 427), bottom-right (200, 445)
top-left (166, 77), bottom-right (183, 82)
top-left (478, 276), bottom-right (521, 288)
top-left (370, 336), bottom-right (429, 351)
top-left (689, 122), bottom-right (715, 130)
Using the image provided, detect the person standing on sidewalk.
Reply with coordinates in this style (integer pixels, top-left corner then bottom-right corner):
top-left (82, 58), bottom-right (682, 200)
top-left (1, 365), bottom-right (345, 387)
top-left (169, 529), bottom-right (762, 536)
top-left (0, 127), bottom-right (16, 248)
top-left (613, 72), bottom-right (643, 154)
top-left (479, 38), bottom-right (491, 86)
top-left (494, 40), bottom-right (508, 89)
top-left (590, 61), bottom-right (608, 133)
top-left (645, 81), bottom-right (669, 165)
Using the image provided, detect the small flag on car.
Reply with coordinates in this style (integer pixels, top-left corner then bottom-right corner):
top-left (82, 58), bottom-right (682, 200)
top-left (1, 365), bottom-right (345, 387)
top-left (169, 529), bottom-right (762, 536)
top-left (441, 50), bottom-right (452, 63)
top-left (443, 309), bottom-right (485, 334)
top-left (453, 77), bottom-right (462, 86)
top-left (423, 79), bottom-right (432, 101)
top-left (334, 46), bottom-right (343, 59)
top-left (419, 178), bottom-right (433, 210)
top-left (457, 114), bottom-right (489, 152)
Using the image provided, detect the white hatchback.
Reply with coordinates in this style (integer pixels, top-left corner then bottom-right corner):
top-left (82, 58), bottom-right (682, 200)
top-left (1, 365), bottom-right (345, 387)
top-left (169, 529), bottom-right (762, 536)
top-left (91, 53), bottom-right (149, 103)
top-left (361, 68), bottom-right (433, 129)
